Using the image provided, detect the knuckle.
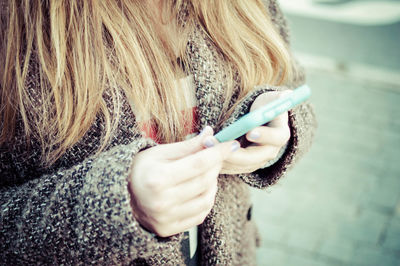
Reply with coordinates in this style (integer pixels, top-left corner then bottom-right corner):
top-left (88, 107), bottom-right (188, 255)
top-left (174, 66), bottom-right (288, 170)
top-left (152, 213), bottom-right (168, 225)
top-left (144, 176), bottom-right (162, 191)
top-left (149, 199), bottom-right (167, 213)
top-left (144, 165), bottom-right (169, 192)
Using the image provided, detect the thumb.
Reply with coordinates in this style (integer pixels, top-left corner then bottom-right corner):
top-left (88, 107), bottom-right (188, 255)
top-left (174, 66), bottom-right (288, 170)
top-left (154, 126), bottom-right (214, 160)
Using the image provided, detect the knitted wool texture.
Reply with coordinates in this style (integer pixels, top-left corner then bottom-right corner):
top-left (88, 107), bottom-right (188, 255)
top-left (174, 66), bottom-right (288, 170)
top-left (0, 1), bottom-right (317, 265)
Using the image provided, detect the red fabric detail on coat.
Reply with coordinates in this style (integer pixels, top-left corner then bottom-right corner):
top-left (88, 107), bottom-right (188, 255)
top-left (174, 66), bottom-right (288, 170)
top-left (140, 107), bottom-right (198, 143)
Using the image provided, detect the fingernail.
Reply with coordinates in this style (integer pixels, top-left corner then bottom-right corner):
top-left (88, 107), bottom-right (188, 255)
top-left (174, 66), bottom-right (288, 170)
top-left (204, 137), bottom-right (215, 148)
top-left (249, 131), bottom-right (260, 140)
top-left (231, 141), bottom-right (240, 152)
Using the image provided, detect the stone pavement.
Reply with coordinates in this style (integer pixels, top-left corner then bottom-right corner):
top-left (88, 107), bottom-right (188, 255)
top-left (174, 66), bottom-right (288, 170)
top-left (251, 66), bottom-right (400, 266)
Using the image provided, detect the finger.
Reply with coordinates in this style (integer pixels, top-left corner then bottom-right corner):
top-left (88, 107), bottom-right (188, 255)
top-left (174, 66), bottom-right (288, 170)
top-left (169, 178), bottom-right (217, 222)
top-left (152, 180), bottom-right (218, 237)
top-left (164, 140), bottom-right (239, 186)
top-left (173, 209), bottom-right (209, 234)
top-left (246, 125), bottom-right (290, 146)
top-left (249, 91), bottom-right (281, 112)
top-left (267, 111), bottom-right (289, 128)
top-left (151, 126), bottom-right (214, 160)
top-left (266, 90), bottom-right (291, 127)
top-left (224, 145), bottom-right (281, 166)
top-left (221, 161), bottom-right (262, 175)
top-left (278, 90), bottom-right (293, 98)
top-left (164, 165), bottom-right (220, 205)
top-left (249, 90), bottom-right (292, 112)
top-left (155, 208), bottom-right (210, 237)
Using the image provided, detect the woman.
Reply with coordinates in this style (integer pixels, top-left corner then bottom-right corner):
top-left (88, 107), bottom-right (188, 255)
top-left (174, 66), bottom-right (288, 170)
top-left (0, 0), bottom-right (316, 265)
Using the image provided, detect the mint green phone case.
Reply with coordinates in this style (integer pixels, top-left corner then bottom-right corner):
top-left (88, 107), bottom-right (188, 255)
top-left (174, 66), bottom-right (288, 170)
top-left (214, 84), bottom-right (311, 142)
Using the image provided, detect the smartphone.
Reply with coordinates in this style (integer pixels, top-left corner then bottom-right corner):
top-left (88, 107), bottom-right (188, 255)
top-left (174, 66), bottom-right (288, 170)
top-left (214, 84), bottom-right (311, 143)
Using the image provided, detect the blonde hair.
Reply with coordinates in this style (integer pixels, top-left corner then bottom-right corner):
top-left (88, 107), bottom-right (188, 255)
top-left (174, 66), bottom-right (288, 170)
top-left (0, 0), bottom-right (292, 166)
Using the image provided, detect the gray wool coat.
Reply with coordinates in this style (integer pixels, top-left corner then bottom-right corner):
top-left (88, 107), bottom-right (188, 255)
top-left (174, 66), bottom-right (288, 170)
top-left (0, 1), bottom-right (317, 265)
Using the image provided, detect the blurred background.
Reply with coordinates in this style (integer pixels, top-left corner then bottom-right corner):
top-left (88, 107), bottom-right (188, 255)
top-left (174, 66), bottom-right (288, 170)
top-left (253, 0), bottom-right (400, 265)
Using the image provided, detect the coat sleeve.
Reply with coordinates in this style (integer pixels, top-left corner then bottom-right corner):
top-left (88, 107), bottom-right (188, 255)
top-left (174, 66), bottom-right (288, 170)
top-left (221, 84), bottom-right (317, 189)
top-left (220, 0), bottom-right (317, 188)
top-left (0, 138), bottom-right (183, 264)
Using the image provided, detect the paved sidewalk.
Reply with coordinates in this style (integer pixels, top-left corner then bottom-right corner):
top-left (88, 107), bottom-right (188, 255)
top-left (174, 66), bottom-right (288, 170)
top-left (252, 67), bottom-right (400, 266)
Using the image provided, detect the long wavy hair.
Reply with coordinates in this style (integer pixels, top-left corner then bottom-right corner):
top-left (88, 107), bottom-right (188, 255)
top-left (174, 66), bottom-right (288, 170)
top-left (0, 0), bottom-right (292, 166)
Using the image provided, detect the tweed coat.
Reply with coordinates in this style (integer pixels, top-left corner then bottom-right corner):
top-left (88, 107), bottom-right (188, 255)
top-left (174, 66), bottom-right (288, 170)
top-left (0, 0), bottom-right (316, 265)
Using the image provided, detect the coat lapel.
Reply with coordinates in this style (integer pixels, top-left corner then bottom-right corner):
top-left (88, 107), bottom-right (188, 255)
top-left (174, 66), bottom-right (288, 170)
top-left (186, 23), bottom-right (228, 131)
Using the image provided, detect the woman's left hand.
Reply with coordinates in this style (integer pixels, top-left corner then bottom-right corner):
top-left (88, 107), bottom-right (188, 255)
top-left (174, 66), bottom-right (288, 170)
top-left (219, 90), bottom-right (292, 175)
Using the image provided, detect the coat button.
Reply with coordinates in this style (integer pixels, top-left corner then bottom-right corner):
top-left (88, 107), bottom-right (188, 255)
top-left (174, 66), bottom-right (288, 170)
top-left (247, 205), bottom-right (253, 221)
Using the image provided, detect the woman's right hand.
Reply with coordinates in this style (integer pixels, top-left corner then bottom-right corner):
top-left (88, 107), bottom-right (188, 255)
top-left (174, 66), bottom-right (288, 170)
top-left (127, 126), bottom-right (239, 237)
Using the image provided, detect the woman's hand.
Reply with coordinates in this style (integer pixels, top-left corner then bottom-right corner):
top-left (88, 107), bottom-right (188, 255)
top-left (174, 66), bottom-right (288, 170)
top-left (220, 90), bottom-right (292, 175)
top-left (127, 127), bottom-right (239, 237)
